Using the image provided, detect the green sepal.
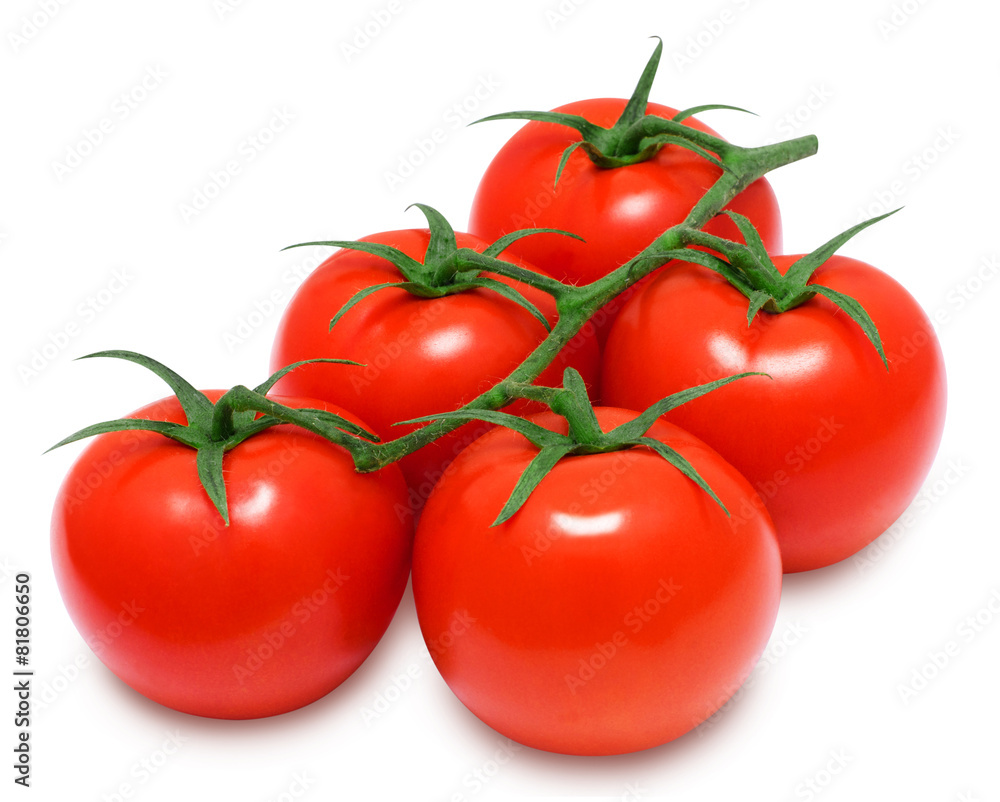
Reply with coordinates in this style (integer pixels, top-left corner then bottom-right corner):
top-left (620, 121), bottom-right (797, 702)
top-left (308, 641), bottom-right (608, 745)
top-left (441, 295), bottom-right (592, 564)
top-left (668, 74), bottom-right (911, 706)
top-left (553, 141), bottom-right (587, 187)
top-left (46, 418), bottom-right (201, 453)
top-left (309, 409), bottom-right (379, 442)
top-left (492, 445), bottom-right (575, 525)
top-left (328, 275), bottom-right (551, 333)
top-left (782, 209), bottom-right (901, 289)
top-left (808, 284), bottom-right (888, 368)
top-left (746, 290), bottom-right (771, 326)
top-left (641, 249), bottom-right (757, 298)
top-left (281, 239), bottom-right (425, 282)
top-left (196, 442), bottom-right (229, 525)
top-left (409, 202), bottom-right (458, 268)
top-left (481, 228), bottom-right (585, 258)
top-left (462, 276), bottom-right (551, 332)
top-left (455, 249), bottom-right (571, 299)
top-left (614, 36), bottom-right (663, 129)
top-left (630, 133), bottom-right (730, 173)
top-left (471, 109), bottom-right (606, 141)
top-left (78, 350), bottom-right (213, 424)
top-left (721, 210), bottom-right (775, 268)
top-left (672, 103), bottom-right (755, 123)
top-left (553, 368), bottom-right (603, 445)
top-left (630, 436), bottom-right (727, 515)
top-left (253, 358), bottom-right (366, 395)
top-left (607, 372), bottom-right (767, 442)
top-left (396, 407), bottom-right (569, 450)
top-left (330, 282), bottom-right (410, 329)
top-left (220, 385), bottom-right (379, 444)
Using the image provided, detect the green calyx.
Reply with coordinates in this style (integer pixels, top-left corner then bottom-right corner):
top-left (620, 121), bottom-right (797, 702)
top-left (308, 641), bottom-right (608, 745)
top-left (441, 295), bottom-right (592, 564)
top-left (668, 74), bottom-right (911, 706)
top-left (283, 203), bottom-right (584, 331)
top-left (401, 367), bottom-right (764, 525)
top-left (474, 36), bottom-right (754, 186)
top-left (47, 351), bottom-right (375, 525)
top-left (675, 209), bottom-right (900, 368)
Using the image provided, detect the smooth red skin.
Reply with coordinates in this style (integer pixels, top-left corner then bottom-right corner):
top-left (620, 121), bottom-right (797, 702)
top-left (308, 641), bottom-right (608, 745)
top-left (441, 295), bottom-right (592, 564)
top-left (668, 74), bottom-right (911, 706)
top-left (51, 392), bottom-right (412, 719)
top-left (469, 99), bottom-right (782, 344)
top-left (270, 229), bottom-right (600, 500)
top-left (602, 255), bottom-right (947, 573)
top-left (412, 408), bottom-right (781, 756)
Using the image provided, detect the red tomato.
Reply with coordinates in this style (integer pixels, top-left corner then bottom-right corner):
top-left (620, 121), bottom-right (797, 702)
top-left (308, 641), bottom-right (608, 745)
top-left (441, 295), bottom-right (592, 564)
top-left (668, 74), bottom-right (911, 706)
top-left (270, 229), bottom-right (600, 508)
top-left (412, 407), bottom-right (781, 755)
top-left (469, 99), bottom-right (782, 342)
top-left (51, 392), bottom-right (412, 719)
top-left (602, 255), bottom-right (947, 573)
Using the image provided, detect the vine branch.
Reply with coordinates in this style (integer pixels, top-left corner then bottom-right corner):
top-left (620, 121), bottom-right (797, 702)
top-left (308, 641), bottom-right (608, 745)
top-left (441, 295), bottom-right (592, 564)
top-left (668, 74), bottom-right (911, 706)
top-left (349, 132), bottom-right (819, 473)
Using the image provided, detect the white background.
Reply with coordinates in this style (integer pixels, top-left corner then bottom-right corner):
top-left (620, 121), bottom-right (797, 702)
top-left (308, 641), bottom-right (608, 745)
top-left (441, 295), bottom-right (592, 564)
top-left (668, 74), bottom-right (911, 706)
top-left (3, 0), bottom-right (998, 800)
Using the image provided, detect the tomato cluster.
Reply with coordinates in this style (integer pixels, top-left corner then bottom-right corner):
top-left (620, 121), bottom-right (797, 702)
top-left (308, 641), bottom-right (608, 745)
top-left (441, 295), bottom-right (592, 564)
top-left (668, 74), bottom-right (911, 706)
top-left (50, 40), bottom-right (945, 756)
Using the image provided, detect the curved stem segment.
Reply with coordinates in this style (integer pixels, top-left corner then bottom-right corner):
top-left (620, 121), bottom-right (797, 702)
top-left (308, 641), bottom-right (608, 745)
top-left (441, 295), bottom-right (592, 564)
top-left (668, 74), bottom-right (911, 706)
top-left (350, 133), bottom-right (818, 472)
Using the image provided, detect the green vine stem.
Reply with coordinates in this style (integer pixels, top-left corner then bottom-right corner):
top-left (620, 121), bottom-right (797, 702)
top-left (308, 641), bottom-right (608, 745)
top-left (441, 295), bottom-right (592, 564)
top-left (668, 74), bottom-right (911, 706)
top-left (347, 131), bottom-right (819, 473)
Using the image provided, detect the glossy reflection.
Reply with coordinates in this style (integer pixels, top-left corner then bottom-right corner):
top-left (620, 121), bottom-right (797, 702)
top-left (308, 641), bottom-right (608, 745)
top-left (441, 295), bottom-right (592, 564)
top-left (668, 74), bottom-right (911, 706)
top-left (550, 510), bottom-right (626, 537)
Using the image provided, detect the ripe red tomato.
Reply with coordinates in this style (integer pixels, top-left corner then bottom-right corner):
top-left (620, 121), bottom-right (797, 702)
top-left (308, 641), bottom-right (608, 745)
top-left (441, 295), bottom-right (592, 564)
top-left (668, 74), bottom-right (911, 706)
top-left (51, 391), bottom-right (412, 719)
top-left (412, 407), bottom-right (781, 755)
top-left (270, 229), bottom-right (600, 507)
top-left (468, 99), bottom-right (782, 341)
top-left (602, 255), bottom-right (947, 573)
